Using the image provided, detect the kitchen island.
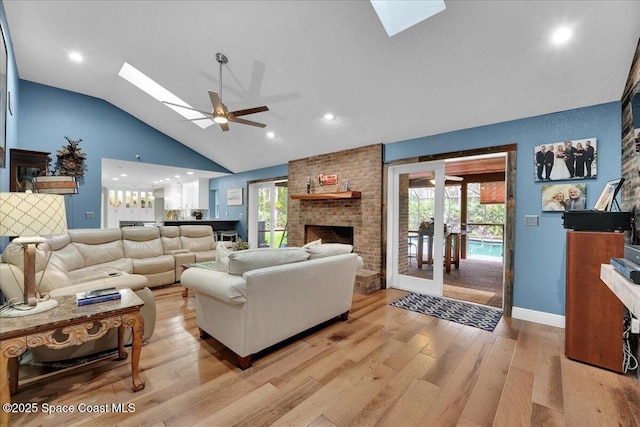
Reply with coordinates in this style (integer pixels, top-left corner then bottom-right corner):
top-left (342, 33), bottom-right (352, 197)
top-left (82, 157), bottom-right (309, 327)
top-left (163, 219), bottom-right (239, 233)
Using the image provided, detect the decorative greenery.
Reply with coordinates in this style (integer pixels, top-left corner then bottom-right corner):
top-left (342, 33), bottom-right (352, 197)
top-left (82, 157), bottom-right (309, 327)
top-left (409, 183), bottom-right (505, 239)
top-left (257, 186), bottom-right (287, 229)
top-left (233, 238), bottom-right (250, 251)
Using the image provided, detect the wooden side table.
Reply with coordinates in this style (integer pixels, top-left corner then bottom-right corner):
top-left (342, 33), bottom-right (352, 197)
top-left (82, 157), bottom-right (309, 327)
top-left (0, 289), bottom-right (146, 426)
top-left (416, 231), bottom-right (463, 272)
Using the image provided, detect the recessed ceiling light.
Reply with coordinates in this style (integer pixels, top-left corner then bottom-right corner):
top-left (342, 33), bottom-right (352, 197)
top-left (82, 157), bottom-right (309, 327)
top-left (324, 113), bottom-right (335, 121)
top-left (120, 173), bottom-right (127, 177)
top-left (118, 62), bottom-right (213, 129)
top-left (551, 27), bottom-right (572, 45)
top-left (187, 171), bottom-right (194, 175)
top-left (112, 177), bottom-right (118, 181)
top-left (174, 175), bottom-right (180, 178)
top-left (266, 131), bottom-right (275, 138)
top-left (69, 52), bottom-right (84, 62)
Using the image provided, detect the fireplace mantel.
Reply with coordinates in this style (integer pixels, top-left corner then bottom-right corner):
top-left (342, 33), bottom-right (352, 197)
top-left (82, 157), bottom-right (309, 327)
top-left (290, 191), bottom-right (361, 201)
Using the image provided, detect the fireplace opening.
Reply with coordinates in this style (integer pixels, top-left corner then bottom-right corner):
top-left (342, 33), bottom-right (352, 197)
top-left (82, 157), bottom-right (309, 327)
top-left (305, 225), bottom-right (354, 246)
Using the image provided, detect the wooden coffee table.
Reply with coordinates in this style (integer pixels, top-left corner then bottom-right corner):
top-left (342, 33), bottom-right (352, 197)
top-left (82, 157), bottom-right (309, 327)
top-left (0, 289), bottom-right (145, 426)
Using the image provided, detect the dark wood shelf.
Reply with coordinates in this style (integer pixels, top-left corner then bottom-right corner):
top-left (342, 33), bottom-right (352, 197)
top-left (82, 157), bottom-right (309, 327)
top-left (290, 191), bottom-right (361, 201)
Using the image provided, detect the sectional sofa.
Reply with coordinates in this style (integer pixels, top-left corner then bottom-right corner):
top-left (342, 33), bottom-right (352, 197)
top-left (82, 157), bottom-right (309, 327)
top-left (0, 225), bottom-right (218, 361)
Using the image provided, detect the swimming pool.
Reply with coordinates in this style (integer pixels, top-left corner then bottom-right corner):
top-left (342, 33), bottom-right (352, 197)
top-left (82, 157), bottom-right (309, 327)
top-left (468, 239), bottom-right (503, 259)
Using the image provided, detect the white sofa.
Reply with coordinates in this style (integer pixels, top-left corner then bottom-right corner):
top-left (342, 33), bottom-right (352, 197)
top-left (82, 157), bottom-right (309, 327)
top-left (0, 239), bottom-right (155, 362)
top-left (180, 243), bottom-right (361, 368)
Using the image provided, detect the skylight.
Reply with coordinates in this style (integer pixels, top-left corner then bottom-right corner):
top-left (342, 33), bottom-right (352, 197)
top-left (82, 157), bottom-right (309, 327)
top-left (370, 0), bottom-right (446, 37)
top-left (118, 62), bottom-right (213, 129)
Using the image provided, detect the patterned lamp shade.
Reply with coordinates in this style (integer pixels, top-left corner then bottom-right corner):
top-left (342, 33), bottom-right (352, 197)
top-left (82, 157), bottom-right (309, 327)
top-left (0, 193), bottom-right (68, 238)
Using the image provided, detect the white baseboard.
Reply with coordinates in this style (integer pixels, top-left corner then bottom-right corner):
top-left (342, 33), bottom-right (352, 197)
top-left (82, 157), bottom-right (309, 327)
top-left (511, 306), bottom-right (565, 329)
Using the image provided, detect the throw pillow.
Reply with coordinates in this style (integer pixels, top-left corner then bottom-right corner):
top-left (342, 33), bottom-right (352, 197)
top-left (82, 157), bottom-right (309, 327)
top-left (215, 241), bottom-right (232, 272)
top-left (227, 248), bottom-right (310, 276)
top-left (305, 243), bottom-right (353, 259)
top-left (302, 239), bottom-right (322, 248)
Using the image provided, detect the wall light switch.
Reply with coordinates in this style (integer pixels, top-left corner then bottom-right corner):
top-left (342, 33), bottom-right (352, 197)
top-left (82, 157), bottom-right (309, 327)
top-left (525, 215), bottom-right (538, 226)
top-left (85, 212), bottom-right (94, 219)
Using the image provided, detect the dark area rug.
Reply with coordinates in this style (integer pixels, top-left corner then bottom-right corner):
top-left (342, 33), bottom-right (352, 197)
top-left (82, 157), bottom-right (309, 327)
top-left (390, 292), bottom-right (503, 332)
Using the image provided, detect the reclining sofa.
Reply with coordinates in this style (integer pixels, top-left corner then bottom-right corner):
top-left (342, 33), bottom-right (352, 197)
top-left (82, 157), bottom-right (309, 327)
top-left (0, 225), bottom-right (218, 361)
top-left (181, 242), bottom-right (361, 369)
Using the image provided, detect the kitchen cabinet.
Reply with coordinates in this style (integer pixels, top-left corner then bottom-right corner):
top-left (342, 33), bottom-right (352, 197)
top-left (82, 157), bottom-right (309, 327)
top-left (165, 179), bottom-right (209, 210)
top-left (183, 179), bottom-right (210, 210)
top-left (164, 183), bottom-right (182, 210)
top-left (106, 189), bottom-right (155, 228)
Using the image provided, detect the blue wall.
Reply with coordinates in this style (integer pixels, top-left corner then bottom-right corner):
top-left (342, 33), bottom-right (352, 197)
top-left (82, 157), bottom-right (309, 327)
top-left (17, 80), bottom-right (230, 229)
top-left (386, 102), bottom-right (622, 315)
top-left (208, 103), bottom-right (621, 316)
top-left (209, 164), bottom-right (288, 239)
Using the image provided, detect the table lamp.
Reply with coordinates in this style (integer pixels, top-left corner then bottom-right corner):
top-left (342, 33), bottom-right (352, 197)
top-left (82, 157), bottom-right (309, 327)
top-left (0, 192), bottom-right (68, 316)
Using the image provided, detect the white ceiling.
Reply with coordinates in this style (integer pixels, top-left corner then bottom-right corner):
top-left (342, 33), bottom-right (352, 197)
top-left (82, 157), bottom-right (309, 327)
top-left (5, 1), bottom-right (640, 177)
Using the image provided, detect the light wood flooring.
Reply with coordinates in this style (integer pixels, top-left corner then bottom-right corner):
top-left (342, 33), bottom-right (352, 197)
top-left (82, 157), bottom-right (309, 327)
top-left (10, 286), bottom-right (640, 426)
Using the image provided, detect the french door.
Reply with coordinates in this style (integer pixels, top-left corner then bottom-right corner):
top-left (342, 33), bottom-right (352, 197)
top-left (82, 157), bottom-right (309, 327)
top-left (248, 180), bottom-right (287, 248)
top-left (387, 161), bottom-right (446, 295)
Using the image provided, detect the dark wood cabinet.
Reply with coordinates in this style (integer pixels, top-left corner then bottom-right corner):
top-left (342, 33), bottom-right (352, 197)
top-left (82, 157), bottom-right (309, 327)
top-left (565, 231), bottom-right (624, 372)
top-left (9, 149), bottom-right (50, 192)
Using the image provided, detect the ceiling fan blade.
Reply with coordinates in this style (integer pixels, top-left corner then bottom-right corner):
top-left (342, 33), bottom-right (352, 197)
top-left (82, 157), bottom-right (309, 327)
top-left (218, 122), bottom-right (230, 132)
top-left (162, 101), bottom-right (213, 117)
top-left (228, 117), bottom-right (267, 128)
top-left (445, 175), bottom-right (464, 181)
top-left (208, 91), bottom-right (225, 113)
top-left (228, 106), bottom-right (269, 117)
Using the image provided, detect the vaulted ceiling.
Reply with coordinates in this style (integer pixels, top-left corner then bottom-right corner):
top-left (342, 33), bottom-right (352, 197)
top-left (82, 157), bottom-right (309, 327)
top-left (5, 1), bottom-right (640, 175)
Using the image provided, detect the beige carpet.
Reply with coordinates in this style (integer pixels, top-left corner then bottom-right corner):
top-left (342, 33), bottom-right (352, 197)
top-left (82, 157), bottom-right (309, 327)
top-left (443, 284), bottom-right (496, 305)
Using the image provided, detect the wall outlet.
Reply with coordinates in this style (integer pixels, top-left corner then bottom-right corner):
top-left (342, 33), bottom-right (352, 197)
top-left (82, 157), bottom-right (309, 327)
top-left (85, 212), bottom-right (94, 219)
top-left (525, 215), bottom-right (539, 226)
top-left (631, 318), bottom-right (640, 334)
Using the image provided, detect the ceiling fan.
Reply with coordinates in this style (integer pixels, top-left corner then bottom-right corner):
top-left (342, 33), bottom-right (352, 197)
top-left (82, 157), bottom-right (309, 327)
top-left (164, 53), bottom-right (269, 132)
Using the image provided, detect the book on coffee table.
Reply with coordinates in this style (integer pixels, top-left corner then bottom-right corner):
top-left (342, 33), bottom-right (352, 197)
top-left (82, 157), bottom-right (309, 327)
top-left (76, 287), bottom-right (122, 306)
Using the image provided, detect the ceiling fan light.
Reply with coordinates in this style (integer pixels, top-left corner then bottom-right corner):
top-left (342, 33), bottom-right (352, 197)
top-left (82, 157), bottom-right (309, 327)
top-left (213, 116), bottom-right (228, 124)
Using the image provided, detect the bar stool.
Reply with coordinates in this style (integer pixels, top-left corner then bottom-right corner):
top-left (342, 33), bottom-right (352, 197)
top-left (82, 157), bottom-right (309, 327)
top-left (218, 231), bottom-right (238, 242)
top-left (408, 241), bottom-right (417, 266)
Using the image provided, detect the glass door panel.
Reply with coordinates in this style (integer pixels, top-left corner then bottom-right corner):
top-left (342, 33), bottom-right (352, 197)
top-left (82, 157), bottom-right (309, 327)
top-left (248, 180), bottom-right (288, 248)
top-left (387, 161), bottom-right (445, 296)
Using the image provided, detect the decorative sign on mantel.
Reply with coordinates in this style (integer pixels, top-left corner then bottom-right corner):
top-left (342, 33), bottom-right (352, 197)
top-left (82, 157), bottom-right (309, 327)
top-left (318, 173), bottom-right (338, 186)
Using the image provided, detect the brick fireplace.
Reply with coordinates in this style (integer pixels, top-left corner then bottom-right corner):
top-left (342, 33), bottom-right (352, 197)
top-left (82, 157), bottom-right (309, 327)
top-left (288, 144), bottom-right (383, 293)
top-left (305, 225), bottom-right (354, 245)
